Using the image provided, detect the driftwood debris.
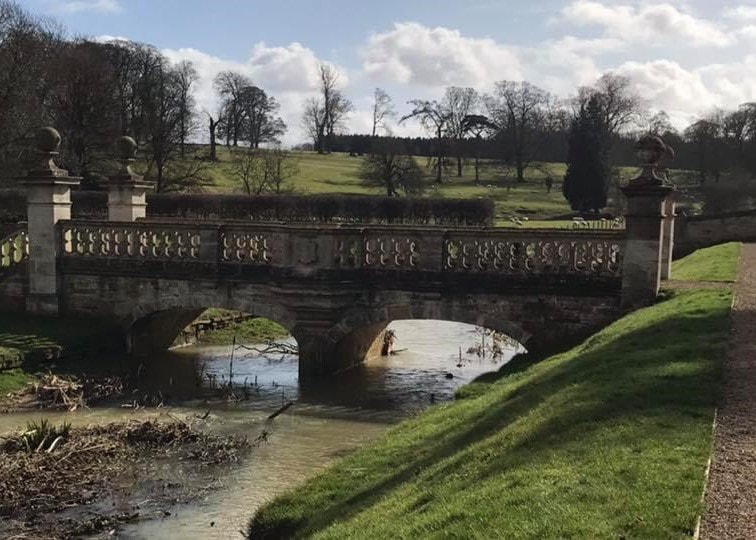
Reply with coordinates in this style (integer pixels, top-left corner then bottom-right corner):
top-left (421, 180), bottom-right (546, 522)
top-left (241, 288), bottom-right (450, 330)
top-left (267, 401), bottom-right (295, 420)
top-left (0, 419), bottom-right (252, 539)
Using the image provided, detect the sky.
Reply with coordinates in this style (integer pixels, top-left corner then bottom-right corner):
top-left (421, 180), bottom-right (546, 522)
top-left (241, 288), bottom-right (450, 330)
top-left (17, 0), bottom-right (756, 144)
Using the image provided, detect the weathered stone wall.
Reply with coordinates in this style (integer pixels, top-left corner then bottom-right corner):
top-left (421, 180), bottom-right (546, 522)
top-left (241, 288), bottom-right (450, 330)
top-left (675, 210), bottom-right (756, 257)
top-left (0, 267), bottom-right (27, 313)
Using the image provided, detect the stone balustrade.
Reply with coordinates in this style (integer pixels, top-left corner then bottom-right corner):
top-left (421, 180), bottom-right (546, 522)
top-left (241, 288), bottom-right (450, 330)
top-left (57, 220), bottom-right (625, 285)
top-left (0, 228), bottom-right (29, 275)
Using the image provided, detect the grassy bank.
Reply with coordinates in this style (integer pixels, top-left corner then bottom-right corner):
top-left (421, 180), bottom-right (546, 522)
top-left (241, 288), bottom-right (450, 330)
top-left (247, 247), bottom-right (735, 538)
top-left (195, 309), bottom-right (288, 346)
top-left (672, 242), bottom-right (741, 282)
top-left (0, 313), bottom-right (120, 394)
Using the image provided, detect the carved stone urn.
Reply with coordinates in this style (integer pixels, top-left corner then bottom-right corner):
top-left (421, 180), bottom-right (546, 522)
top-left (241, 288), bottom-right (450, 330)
top-left (629, 135), bottom-right (675, 187)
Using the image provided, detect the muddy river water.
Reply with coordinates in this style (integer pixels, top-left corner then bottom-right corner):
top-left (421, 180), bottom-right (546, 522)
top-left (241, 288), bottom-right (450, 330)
top-left (1, 320), bottom-right (518, 539)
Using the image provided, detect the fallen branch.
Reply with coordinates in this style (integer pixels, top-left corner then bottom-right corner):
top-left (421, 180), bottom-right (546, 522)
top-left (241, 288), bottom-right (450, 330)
top-left (267, 401), bottom-right (295, 420)
top-left (237, 342), bottom-right (299, 356)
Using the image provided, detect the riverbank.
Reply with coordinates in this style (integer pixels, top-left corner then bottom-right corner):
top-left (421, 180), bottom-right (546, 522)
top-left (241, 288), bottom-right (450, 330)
top-left (192, 309), bottom-right (289, 346)
top-left (0, 312), bottom-right (123, 396)
top-left (247, 244), bottom-right (738, 538)
top-left (0, 417), bottom-right (252, 538)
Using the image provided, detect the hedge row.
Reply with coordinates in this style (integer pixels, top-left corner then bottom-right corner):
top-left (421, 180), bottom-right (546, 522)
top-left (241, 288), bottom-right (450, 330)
top-left (0, 190), bottom-right (494, 227)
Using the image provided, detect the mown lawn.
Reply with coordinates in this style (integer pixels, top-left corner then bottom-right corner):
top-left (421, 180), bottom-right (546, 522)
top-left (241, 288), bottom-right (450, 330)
top-left (672, 242), bottom-right (742, 283)
top-left (147, 146), bottom-right (659, 221)
top-left (247, 246), bottom-right (735, 539)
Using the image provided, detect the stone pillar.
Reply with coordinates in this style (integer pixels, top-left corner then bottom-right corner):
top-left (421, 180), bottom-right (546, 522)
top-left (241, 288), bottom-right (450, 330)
top-left (294, 322), bottom-right (387, 379)
top-left (21, 128), bottom-right (81, 315)
top-left (621, 185), bottom-right (674, 308)
top-left (107, 136), bottom-right (153, 222)
top-left (294, 326), bottom-right (337, 379)
top-left (621, 135), bottom-right (676, 309)
top-left (660, 197), bottom-right (677, 281)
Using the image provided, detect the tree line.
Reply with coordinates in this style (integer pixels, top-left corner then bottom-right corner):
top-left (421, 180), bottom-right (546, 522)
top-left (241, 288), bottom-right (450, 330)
top-left (3, 0), bottom-right (756, 208)
top-left (0, 0), bottom-right (289, 192)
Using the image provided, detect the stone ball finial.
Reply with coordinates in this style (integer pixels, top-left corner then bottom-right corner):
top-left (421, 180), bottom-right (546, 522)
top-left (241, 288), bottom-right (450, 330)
top-left (115, 136), bottom-right (138, 160)
top-left (36, 127), bottom-right (61, 153)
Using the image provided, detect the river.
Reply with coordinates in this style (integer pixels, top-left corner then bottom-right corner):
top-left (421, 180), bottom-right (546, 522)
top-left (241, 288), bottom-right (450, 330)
top-left (1, 320), bottom-right (519, 539)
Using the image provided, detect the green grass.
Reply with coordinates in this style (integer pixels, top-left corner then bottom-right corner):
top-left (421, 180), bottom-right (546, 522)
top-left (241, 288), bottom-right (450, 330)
top-left (672, 243), bottom-right (742, 282)
top-left (152, 147), bottom-right (657, 222)
top-left (248, 269), bottom-right (734, 537)
top-left (196, 309), bottom-right (288, 345)
top-left (0, 313), bottom-right (114, 355)
top-left (0, 368), bottom-right (33, 395)
top-left (0, 313), bottom-right (119, 394)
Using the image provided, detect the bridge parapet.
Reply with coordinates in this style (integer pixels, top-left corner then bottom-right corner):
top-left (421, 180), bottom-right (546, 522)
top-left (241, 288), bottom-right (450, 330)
top-left (0, 227), bottom-right (28, 277)
top-left (57, 219), bottom-right (625, 288)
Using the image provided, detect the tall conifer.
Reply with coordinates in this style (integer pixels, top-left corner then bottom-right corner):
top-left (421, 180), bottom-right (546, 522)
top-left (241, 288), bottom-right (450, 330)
top-left (563, 96), bottom-right (610, 213)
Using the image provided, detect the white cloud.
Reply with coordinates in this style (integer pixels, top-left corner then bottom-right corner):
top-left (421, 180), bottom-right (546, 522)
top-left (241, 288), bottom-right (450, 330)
top-left (614, 59), bottom-right (717, 125)
top-left (723, 5), bottom-right (756, 22)
top-left (53, 0), bottom-right (121, 14)
top-left (360, 23), bottom-right (606, 101)
top-left (562, 1), bottom-right (733, 48)
top-left (362, 22), bottom-right (523, 89)
top-left (92, 34), bottom-right (129, 43)
top-left (612, 56), bottom-right (756, 128)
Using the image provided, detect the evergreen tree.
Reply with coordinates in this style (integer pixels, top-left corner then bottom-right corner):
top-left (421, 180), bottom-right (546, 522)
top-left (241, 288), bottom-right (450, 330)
top-left (563, 96), bottom-right (610, 213)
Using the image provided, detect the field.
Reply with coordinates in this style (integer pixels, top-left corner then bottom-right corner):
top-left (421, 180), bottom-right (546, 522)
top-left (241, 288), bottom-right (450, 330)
top-left (246, 244), bottom-right (737, 538)
top-left (154, 146), bottom-right (667, 225)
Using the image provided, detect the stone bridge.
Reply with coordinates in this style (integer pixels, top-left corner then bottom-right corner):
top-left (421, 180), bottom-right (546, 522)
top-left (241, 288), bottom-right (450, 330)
top-left (0, 130), bottom-right (678, 378)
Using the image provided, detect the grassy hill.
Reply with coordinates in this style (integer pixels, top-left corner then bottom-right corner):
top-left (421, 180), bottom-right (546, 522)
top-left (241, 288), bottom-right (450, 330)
top-left (246, 244), bottom-right (738, 539)
top-left (145, 147), bottom-right (681, 224)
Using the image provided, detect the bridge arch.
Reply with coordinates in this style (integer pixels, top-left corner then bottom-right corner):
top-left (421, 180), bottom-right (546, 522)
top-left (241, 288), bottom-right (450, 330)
top-left (310, 301), bottom-right (536, 376)
top-left (327, 303), bottom-right (532, 349)
top-left (121, 295), bottom-right (297, 355)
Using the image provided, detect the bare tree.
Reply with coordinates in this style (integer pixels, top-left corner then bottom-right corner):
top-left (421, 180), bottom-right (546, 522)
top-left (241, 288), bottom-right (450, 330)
top-left (233, 147), bottom-right (298, 195)
top-left (486, 81), bottom-right (557, 183)
top-left (302, 97), bottom-right (326, 151)
top-left (239, 85), bottom-right (286, 148)
top-left (302, 64), bottom-right (352, 153)
top-left (174, 60), bottom-right (198, 156)
top-left (214, 70), bottom-right (252, 147)
top-left (647, 110), bottom-right (675, 136)
top-left (233, 148), bottom-right (266, 195)
top-left (0, 1), bottom-right (61, 176)
top-left (723, 104), bottom-right (756, 161)
top-left (577, 73), bottom-right (646, 138)
top-left (461, 114), bottom-right (493, 184)
top-left (144, 58), bottom-right (203, 192)
top-left (371, 87), bottom-right (395, 137)
top-left (204, 109), bottom-right (224, 161)
top-left (50, 40), bottom-right (119, 183)
top-left (684, 113), bottom-right (726, 184)
top-left (445, 87), bottom-right (478, 177)
top-left (401, 99), bottom-right (452, 183)
top-left (359, 139), bottom-right (423, 197)
top-left (266, 147), bottom-right (299, 194)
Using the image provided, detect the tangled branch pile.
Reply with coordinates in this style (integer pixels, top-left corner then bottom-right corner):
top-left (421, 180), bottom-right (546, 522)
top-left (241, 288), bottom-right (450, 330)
top-left (4, 373), bottom-right (124, 411)
top-left (0, 419), bottom-right (251, 538)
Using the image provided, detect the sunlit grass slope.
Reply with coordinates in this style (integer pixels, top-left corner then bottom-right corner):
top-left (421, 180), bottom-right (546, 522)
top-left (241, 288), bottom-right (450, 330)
top-left (247, 246), bottom-right (734, 539)
top-left (672, 242), bottom-right (741, 283)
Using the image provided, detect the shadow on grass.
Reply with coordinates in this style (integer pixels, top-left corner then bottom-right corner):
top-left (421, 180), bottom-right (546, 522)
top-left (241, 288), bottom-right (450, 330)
top-left (0, 312), bottom-right (125, 376)
top-left (247, 289), bottom-right (731, 538)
